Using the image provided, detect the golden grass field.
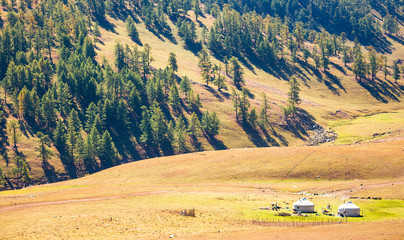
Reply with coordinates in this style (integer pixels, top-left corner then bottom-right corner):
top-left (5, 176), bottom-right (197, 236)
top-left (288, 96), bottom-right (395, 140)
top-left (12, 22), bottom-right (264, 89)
top-left (1, 139), bottom-right (403, 239)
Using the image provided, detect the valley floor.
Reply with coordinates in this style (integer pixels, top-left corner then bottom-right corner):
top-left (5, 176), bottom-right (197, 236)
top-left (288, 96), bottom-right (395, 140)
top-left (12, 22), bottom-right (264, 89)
top-left (0, 140), bottom-right (403, 239)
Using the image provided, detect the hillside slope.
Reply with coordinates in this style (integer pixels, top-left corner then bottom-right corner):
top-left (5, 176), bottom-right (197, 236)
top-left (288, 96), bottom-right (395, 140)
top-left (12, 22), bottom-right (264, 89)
top-left (0, 0), bottom-right (403, 187)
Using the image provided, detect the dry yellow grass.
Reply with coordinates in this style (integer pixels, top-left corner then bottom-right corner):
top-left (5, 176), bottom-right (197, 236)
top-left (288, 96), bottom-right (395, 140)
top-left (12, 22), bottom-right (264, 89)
top-left (0, 140), bottom-right (403, 239)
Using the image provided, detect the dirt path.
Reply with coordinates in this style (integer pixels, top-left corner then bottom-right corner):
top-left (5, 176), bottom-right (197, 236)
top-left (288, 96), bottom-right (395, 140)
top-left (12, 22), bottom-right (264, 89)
top-left (329, 179), bottom-right (404, 197)
top-left (0, 191), bottom-right (168, 213)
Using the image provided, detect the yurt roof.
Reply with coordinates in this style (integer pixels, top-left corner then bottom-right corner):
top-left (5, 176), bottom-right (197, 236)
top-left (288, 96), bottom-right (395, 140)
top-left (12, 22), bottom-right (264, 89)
top-left (293, 197), bottom-right (314, 206)
top-left (338, 201), bottom-right (360, 210)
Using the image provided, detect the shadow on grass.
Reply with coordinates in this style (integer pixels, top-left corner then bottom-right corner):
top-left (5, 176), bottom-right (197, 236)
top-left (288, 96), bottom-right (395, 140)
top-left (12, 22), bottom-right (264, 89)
top-left (357, 77), bottom-right (403, 103)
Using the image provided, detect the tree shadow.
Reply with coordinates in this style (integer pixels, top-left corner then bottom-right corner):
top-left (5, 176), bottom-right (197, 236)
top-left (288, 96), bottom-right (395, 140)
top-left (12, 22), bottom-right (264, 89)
top-left (42, 159), bottom-right (58, 183)
top-left (324, 71), bottom-right (346, 93)
top-left (238, 122), bottom-right (268, 147)
top-left (205, 134), bottom-right (227, 150)
top-left (330, 62), bottom-right (347, 76)
top-left (97, 17), bottom-right (116, 33)
top-left (357, 77), bottom-right (403, 103)
top-left (204, 85), bottom-right (224, 102)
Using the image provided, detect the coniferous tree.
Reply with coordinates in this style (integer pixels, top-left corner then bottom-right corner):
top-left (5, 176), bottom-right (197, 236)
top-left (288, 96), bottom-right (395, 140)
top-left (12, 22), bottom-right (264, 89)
top-left (179, 76), bottom-right (191, 98)
top-left (259, 93), bottom-right (271, 128)
top-left (168, 84), bottom-right (181, 112)
top-left (193, 0), bottom-right (201, 21)
top-left (7, 120), bottom-right (20, 150)
top-left (368, 49), bottom-right (378, 80)
top-left (202, 111), bottom-right (220, 138)
top-left (168, 52), bottom-right (178, 73)
top-left (188, 112), bottom-right (201, 139)
top-left (0, 110), bottom-right (8, 165)
top-left (150, 102), bottom-right (167, 145)
top-left (198, 49), bottom-right (212, 86)
top-left (140, 106), bottom-right (154, 147)
top-left (99, 130), bottom-right (116, 168)
top-left (126, 16), bottom-right (139, 42)
top-left (239, 88), bottom-right (250, 125)
top-left (229, 57), bottom-right (244, 88)
top-left (287, 76), bottom-right (301, 118)
top-left (174, 116), bottom-right (187, 153)
top-left (393, 60), bottom-right (400, 84)
top-left (36, 132), bottom-right (52, 165)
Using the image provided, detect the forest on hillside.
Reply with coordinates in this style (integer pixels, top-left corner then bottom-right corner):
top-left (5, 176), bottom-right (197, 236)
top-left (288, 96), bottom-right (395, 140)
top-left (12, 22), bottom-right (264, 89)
top-left (0, 0), bottom-right (403, 189)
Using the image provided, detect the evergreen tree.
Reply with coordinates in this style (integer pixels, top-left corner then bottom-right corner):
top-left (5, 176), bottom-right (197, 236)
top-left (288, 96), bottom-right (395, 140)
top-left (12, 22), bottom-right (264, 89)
top-left (201, 111), bottom-right (220, 138)
top-left (99, 130), bottom-right (116, 168)
top-left (36, 132), bottom-right (52, 165)
top-left (150, 102), bottom-right (167, 145)
top-left (229, 57), bottom-right (244, 88)
top-left (174, 116), bottom-right (187, 153)
top-left (168, 84), bottom-right (181, 112)
top-left (393, 60), bottom-right (400, 84)
top-left (0, 110), bottom-right (8, 165)
top-left (368, 49), bottom-right (378, 80)
top-left (188, 112), bottom-right (201, 138)
top-left (259, 93), bottom-right (271, 128)
top-left (179, 76), bottom-right (191, 98)
top-left (168, 52), bottom-right (178, 73)
top-left (140, 106), bottom-right (154, 147)
top-left (193, 0), bottom-right (201, 21)
top-left (198, 49), bottom-right (212, 86)
top-left (126, 16), bottom-right (139, 42)
top-left (239, 88), bottom-right (250, 125)
top-left (287, 76), bottom-right (301, 117)
top-left (7, 120), bottom-right (20, 150)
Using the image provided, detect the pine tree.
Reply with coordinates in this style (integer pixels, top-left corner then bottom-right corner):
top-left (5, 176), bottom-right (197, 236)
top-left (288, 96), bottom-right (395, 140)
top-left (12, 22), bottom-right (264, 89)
top-left (287, 76), bottom-right (301, 118)
top-left (188, 112), bottom-right (201, 138)
top-left (150, 102), bottom-right (167, 145)
top-left (168, 84), bottom-right (181, 112)
top-left (368, 49), bottom-right (378, 80)
top-left (198, 49), bottom-right (212, 86)
top-left (174, 116), bottom-right (187, 153)
top-left (393, 60), bottom-right (400, 84)
top-left (168, 52), bottom-right (178, 73)
top-left (140, 106), bottom-right (154, 147)
top-left (0, 110), bottom-right (8, 165)
top-left (126, 16), bottom-right (139, 42)
top-left (239, 88), bottom-right (250, 125)
top-left (259, 93), bottom-right (271, 128)
top-left (99, 130), bottom-right (116, 168)
top-left (193, 0), bottom-right (201, 21)
top-left (201, 111), bottom-right (220, 138)
top-left (249, 108), bottom-right (258, 128)
top-left (229, 57), bottom-right (244, 88)
top-left (179, 76), bottom-right (191, 98)
top-left (36, 132), bottom-right (52, 165)
top-left (7, 120), bottom-right (20, 150)
top-left (231, 88), bottom-right (240, 121)
top-left (353, 50), bottom-right (367, 81)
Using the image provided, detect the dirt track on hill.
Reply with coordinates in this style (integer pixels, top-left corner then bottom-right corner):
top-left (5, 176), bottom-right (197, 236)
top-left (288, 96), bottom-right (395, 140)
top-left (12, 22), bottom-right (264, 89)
top-left (0, 191), bottom-right (168, 213)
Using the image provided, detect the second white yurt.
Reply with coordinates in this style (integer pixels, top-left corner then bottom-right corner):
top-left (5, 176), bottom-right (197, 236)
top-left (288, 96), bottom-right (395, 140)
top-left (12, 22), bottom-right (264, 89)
top-left (293, 197), bottom-right (315, 213)
top-left (338, 201), bottom-right (360, 217)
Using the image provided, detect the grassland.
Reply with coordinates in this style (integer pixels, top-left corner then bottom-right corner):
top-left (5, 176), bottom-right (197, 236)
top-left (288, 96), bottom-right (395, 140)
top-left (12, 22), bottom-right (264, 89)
top-left (0, 139), bottom-right (403, 239)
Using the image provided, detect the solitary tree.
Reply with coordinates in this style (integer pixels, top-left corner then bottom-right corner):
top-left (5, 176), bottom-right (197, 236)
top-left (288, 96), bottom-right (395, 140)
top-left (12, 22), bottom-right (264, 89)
top-left (287, 76), bottom-right (301, 118)
top-left (168, 52), bottom-right (178, 73)
top-left (393, 60), bottom-right (400, 84)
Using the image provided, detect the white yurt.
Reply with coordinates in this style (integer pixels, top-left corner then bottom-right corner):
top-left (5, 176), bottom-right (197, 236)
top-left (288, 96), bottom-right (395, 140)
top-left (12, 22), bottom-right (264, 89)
top-left (338, 201), bottom-right (360, 217)
top-left (293, 197), bottom-right (315, 213)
